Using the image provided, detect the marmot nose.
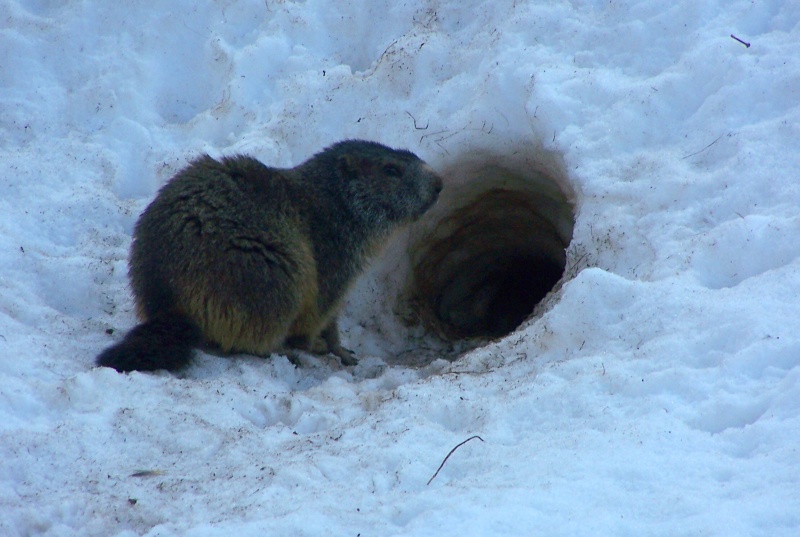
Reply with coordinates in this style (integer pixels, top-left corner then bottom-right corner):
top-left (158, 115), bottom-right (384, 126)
top-left (433, 175), bottom-right (443, 195)
top-left (427, 180), bottom-right (443, 204)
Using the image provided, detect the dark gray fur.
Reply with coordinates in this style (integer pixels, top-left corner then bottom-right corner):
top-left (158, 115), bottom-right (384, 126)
top-left (96, 140), bottom-right (443, 372)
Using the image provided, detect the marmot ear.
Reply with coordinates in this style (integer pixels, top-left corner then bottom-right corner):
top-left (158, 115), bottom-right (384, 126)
top-left (337, 154), bottom-right (359, 179)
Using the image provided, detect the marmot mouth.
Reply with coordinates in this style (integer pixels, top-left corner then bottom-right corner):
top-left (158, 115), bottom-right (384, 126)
top-left (401, 146), bottom-right (576, 342)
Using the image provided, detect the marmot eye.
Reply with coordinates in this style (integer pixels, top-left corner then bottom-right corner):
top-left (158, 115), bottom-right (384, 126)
top-left (383, 163), bottom-right (402, 177)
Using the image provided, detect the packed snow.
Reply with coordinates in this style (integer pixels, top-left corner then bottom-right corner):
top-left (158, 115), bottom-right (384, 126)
top-left (2, 0), bottom-right (799, 535)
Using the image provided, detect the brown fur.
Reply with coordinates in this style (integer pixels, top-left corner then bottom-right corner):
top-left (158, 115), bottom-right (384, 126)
top-left (96, 140), bottom-right (442, 372)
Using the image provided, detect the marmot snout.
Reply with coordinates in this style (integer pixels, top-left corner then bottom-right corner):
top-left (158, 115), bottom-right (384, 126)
top-left (96, 140), bottom-right (443, 372)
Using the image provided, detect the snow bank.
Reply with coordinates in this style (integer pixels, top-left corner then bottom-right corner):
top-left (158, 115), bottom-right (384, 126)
top-left (1, 0), bottom-right (799, 535)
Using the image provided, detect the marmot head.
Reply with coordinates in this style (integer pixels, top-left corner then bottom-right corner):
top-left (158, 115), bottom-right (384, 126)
top-left (329, 140), bottom-right (443, 228)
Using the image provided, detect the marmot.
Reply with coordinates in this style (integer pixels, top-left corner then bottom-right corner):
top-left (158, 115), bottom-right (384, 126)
top-left (96, 140), bottom-right (443, 372)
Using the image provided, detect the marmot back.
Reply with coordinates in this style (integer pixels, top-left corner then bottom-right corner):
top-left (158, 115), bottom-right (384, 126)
top-left (96, 140), bottom-right (443, 372)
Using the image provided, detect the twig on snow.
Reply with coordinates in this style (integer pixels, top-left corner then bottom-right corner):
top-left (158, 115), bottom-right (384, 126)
top-left (406, 111), bottom-right (429, 130)
top-left (427, 435), bottom-right (484, 485)
top-left (130, 469), bottom-right (165, 478)
top-left (730, 34), bottom-right (751, 48)
top-left (681, 135), bottom-right (722, 159)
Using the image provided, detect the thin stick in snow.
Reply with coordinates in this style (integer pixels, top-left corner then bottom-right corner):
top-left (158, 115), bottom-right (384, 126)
top-left (406, 111), bottom-right (429, 130)
top-left (427, 435), bottom-right (485, 485)
top-left (681, 135), bottom-right (722, 159)
top-left (730, 34), bottom-right (751, 48)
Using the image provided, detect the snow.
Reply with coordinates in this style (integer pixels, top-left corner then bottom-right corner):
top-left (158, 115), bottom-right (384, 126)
top-left (2, 0), bottom-right (800, 535)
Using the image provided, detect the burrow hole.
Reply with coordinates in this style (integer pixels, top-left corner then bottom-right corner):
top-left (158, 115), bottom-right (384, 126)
top-left (399, 146), bottom-right (576, 348)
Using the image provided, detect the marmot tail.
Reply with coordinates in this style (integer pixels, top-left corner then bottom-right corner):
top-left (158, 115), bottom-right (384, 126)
top-left (95, 313), bottom-right (202, 372)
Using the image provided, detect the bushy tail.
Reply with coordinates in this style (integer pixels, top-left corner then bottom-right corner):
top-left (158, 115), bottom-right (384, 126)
top-left (96, 313), bottom-right (203, 372)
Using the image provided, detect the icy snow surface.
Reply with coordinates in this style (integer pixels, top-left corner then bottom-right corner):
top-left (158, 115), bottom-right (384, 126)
top-left (2, 0), bottom-right (800, 535)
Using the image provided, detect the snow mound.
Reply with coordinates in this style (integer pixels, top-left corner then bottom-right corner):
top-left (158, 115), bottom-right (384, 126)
top-left (1, 0), bottom-right (799, 535)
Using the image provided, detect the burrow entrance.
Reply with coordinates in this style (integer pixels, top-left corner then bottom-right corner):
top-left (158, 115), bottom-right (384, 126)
top-left (401, 146), bottom-right (576, 344)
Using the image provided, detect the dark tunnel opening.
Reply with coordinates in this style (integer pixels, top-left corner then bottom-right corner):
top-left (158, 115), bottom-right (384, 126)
top-left (402, 147), bottom-right (576, 342)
